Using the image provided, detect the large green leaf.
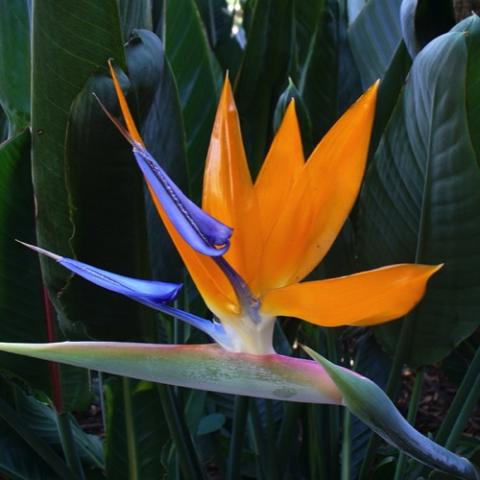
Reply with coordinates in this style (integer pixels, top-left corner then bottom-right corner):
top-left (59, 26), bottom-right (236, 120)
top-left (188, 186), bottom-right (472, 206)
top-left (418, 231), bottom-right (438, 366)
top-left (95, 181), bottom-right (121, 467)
top-left (104, 377), bottom-right (169, 479)
top-left (31, 0), bottom-right (127, 335)
top-left (0, 131), bottom-right (49, 390)
top-left (296, 0), bottom-right (341, 146)
top-left (348, 0), bottom-right (403, 88)
top-left (163, 0), bottom-right (221, 200)
top-left (234, 0), bottom-right (294, 174)
top-left (0, 0), bottom-right (30, 133)
top-left (0, 342), bottom-right (343, 405)
top-left (356, 19), bottom-right (480, 365)
top-left (305, 348), bottom-right (480, 480)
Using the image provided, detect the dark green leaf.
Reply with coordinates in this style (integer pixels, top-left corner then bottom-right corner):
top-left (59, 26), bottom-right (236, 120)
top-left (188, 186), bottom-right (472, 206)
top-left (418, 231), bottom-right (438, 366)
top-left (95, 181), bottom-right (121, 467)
top-left (356, 19), bottom-right (480, 365)
top-left (0, 131), bottom-right (49, 390)
top-left (234, 0), bottom-right (294, 174)
top-left (31, 0), bottom-right (127, 336)
top-left (296, 0), bottom-right (342, 145)
top-left (0, 0), bottom-right (30, 133)
top-left (400, 0), bottom-right (455, 58)
top-left (118, 0), bottom-right (153, 40)
top-left (163, 0), bottom-right (222, 200)
top-left (197, 413), bottom-right (225, 435)
top-left (348, 0), bottom-right (403, 88)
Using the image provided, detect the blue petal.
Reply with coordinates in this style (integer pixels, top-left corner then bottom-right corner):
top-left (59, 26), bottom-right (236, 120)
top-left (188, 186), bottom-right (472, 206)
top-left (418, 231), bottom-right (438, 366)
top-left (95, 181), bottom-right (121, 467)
top-left (19, 242), bottom-right (231, 345)
top-left (59, 258), bottom-right (182, 305)
top-left (133, 146), bottom-right (232, 256)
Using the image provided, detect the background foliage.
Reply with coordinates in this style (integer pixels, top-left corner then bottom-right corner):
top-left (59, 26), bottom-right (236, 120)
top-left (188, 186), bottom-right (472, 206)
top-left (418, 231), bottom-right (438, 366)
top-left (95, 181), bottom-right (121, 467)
top-left (0, 0), bottom-right (479, 478)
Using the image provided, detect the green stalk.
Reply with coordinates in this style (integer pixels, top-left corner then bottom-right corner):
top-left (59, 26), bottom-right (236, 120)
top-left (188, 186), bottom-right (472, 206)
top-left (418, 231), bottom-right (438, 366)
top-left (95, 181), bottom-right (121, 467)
top-left (445, 374), bottom-right (480, 451)
top-left (393, 368), bottom-right (424, 480)
top-left (326, 329), bottom-right (340, 479)
top-left (341, 410), bottom-right (352, 480)
top-left (157, 384), bottom-right (206, 479)
top-left (226, 396), bottom-right (249, 480)
top-left (266, 400), bottom-right (278, 480)
top-left (436, 345), bottom-right (480, 445)
top-left (122, 377), bottom-right (140, 480)
top-left (276, 402), bottom-right (302, 473)
top-left (248, 399), bottom-right (267, 480)
top-left (57, 412), bottom-right (86, 480)
top-left (0, 397), bottom-right (76, 480)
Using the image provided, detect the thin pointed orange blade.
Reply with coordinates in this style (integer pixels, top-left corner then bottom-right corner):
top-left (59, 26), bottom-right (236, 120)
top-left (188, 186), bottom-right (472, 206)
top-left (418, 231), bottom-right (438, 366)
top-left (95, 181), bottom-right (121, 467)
top-left (261, 264), bottom-right (442, 327)
top-left (258, 83), bottom-right (379, 292)
top-left (253, 100), bottom-right (304, 251)
top-left (202, 79), bottom-right (261, 287)
top-left (108, 59), bottom-right (144, 146)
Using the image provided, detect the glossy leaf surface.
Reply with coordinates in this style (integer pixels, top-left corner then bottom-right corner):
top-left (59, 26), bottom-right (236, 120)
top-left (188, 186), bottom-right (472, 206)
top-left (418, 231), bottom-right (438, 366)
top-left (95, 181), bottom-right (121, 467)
top-left (357, 19), bottom-right (480, 365)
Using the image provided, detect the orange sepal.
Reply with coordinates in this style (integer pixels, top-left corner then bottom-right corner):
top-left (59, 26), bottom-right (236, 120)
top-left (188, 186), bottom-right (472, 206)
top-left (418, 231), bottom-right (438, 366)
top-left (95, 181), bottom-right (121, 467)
top-left (260, 264), bottom-right (442, 327)
top-left (202, 78), bottom-right (261, 287)
top-left (258, 83), bottom-right (379, 293)
top-left (254, 100), bottom-right (304, 250)
top-left (108, 59), bottom-right (144, 146)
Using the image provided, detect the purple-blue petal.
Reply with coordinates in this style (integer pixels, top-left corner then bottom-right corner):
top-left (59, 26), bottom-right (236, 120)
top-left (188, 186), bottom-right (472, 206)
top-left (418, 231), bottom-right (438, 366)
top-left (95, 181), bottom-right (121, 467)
top-left (59, 258), bottom-right (181, 306)
top-left (133, 146), bottom-right (232, 256)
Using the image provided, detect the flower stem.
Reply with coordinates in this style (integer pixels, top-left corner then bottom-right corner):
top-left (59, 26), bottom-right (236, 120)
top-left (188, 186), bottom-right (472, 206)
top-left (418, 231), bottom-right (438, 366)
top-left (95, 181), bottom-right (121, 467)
top-left (226, 396), bottom-right (248, 480)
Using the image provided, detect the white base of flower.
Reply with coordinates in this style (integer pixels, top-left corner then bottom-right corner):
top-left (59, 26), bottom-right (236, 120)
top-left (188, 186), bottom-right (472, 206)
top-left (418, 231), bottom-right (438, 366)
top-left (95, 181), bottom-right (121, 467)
top-left (217, 314), bottom-right (276, 355)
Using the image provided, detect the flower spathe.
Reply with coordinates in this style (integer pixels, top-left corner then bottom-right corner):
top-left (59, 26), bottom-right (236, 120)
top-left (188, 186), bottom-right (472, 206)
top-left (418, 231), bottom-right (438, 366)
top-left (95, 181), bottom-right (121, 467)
top-left (106, 65), bottom-right (441, 354)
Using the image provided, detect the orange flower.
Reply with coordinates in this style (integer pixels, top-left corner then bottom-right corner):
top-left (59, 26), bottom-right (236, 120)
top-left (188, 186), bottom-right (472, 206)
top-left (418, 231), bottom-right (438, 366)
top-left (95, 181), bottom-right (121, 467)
top-left (109, 63), bottom-right (441, 354)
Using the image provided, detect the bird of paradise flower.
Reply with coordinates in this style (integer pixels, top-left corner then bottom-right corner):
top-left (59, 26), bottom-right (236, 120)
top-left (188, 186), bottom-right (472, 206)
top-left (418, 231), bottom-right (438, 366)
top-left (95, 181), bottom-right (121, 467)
top-left (4, 60), bottom-right (479, 480)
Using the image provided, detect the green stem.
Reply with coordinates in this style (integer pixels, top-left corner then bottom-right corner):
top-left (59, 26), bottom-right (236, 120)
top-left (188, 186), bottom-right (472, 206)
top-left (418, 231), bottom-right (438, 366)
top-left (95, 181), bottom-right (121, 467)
top-left (226, 396), bottom-right (248, 480)
top-left (122, 377), bottom-right (139, 480)
top-left (248, 399), bottom-right (267, 480)
top-left (276, 402), bottom-right (302, 473)
top-left (341, 410), bottom-right (352, 480)
top-left (393, 368), bottom-right (424, 480)
top-left (436, 345), bottom-right (480, 445)
top-left (445, 374), bottom-right (480, 451)
top-left (57, 412), bottom-right (86, 480)
top-left (326, 329), bottom-right (340, 479)
top-left (266, 400), bottom-right (278, 480)
top-left (157, 384), bottom-right (205, 479)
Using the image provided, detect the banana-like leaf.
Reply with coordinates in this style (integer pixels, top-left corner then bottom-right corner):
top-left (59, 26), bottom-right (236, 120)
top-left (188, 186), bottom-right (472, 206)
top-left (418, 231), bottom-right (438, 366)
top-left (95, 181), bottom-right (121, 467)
top-left (0, 0), bottom-right (30, 133)
top-left (0, 342), bottom-right (342, 405)
top-left (400, 0), bottom-right (455, 58)
top-left (348, 0), bottom-right (403, 88)
top-left (0, 131), bottom-right (49, 390)
top-left (162, 0), bottom-right (222, 200)
top-left (357, 18), bottom-right (480, 365)
top-left (234, 0), bottom-right (294, 174)
top-left (31, 0), bottom-right (126, 335)
top-left (305, 347), bottom-right (480, 480)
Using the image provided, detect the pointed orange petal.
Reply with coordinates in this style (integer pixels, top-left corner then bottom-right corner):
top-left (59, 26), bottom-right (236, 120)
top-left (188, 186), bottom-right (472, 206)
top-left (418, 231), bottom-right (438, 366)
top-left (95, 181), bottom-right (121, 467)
top-left (108, 59), bottom-right (144, 146)
top-left (261, 264), bottom-right (442, 327)
top-left (259, 83), bottom-right (379, 292)
top-left (202, 78), bottom-right (260, 287)
top-left (148, 184), bottom-right (239, 319)
top-left (254, 100), bottom-right (304, 246)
